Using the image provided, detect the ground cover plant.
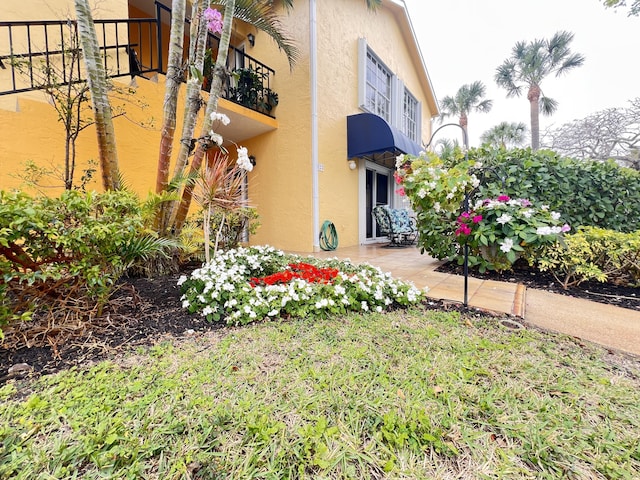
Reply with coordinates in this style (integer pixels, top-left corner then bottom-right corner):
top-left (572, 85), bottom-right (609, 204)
top-left (179, 246), bottom-right (424, 325)
top-left (2, 308), bottom-right (639, 479)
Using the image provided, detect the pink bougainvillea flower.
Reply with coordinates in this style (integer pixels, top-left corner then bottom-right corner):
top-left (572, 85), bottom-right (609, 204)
top-left (460, 211), bottom-right (470, 218)
top-left (472, 215), bottom-right (483, 223)
top-left (561, 224), bottom-right (571, 233)
top-left (203, 7), bottom-right (223, 34)
top-left (497, 195), bottom-right (511, 202)
top-left (395, 187), bottom-right (405, 196)
top-left (394, 172), bottom-right (403, 184)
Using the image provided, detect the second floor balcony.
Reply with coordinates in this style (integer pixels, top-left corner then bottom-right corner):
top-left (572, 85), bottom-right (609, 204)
top-left (0, 1), bottom-right (278, 122)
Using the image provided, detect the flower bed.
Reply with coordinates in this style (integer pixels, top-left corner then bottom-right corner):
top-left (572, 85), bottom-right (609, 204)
top-left (178, 246), bottom-right (425, 324)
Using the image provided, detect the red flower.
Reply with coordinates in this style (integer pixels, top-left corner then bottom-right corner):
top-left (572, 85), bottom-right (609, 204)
top-left (250, 263), bottom-right (339, 287)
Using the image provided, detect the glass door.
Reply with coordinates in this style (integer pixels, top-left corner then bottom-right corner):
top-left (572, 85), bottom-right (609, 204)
top-left (365, 165), bottom-right (390, 241)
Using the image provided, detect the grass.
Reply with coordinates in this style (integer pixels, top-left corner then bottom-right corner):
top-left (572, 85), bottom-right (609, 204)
top-left (1, 307), bottom-right (639, 479)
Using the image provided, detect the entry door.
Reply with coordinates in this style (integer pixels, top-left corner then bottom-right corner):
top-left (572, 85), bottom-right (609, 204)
top-left (365, 166), bottom-right (390, 240)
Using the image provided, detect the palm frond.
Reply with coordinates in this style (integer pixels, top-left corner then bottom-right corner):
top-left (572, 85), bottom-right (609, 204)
top-left (539, 96), bottom-right (559, 116)
top-left (214, 0), bottom-right (300, 70)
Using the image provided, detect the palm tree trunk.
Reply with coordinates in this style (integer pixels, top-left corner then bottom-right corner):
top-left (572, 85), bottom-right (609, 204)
top-left (155, 0), bottom-right (188, 234)
top-left (74, 0), bottom-right (120, 191)
top-left (459, 113), bottom-right (469, 148)
top-left (155, 0), bottom-right (186, 196)
top-left (528, 85), bottom-right (541, 151)
top-left (161, 0), bottom-right (210, 233)
top-left (171, 0), bottom-right (235, 233)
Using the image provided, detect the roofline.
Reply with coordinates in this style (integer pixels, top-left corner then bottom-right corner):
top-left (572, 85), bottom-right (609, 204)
top-left (384, 0), bottom-right (440, 118)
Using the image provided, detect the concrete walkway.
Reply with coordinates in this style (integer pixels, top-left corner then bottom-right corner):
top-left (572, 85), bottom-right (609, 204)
top-left (308, 244), bottom-right (640, 357)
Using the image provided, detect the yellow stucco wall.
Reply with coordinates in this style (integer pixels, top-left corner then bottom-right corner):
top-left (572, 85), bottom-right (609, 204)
top-left (1, 75), bottom-right (184, 198)
top-left (1, 0), bottom-right (437, 253)
top-left (247, 0), bottom-right (436, 251)
top-left (2, 0), bottom-right (128, 21)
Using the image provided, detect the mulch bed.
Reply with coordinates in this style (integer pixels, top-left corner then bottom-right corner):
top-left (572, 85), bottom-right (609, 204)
top-left (1, 261), bottom-right (638, 381)
top-left (436, 259), bottom-right (639, 311)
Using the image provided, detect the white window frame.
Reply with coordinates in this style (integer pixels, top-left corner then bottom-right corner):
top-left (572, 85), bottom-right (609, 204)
top-left (402, 88), bottom-right (421, 142)
top-left (358, 38), bottom-right (422, 142)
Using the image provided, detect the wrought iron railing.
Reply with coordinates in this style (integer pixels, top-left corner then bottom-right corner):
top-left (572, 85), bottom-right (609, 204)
top-left (0, 6), bottom-right (277, 117)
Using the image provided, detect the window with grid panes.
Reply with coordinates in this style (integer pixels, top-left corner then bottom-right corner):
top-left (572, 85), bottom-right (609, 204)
top-left (365, 51), bottom-right (391, 121)
top-left (403, 89), bottom-right (418, 142)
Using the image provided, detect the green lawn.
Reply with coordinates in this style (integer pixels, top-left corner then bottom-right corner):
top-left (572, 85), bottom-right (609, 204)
top-left (1, 308), bottom-right (639, 479)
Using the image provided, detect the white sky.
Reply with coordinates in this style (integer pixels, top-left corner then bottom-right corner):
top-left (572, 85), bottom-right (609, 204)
top-left (403, 0), bottom-right (640, 147)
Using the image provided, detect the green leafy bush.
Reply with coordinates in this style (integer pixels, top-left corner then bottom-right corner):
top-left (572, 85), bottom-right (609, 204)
top-left (397, 153), bottom-right (569, 271)
top-left (465, 146), bottom-right (640, 232)
top-left (537, 227), bottom-right (640, 288)
top-left (396, 152), bottom-right (479, 260)
top-left (0, 190), bottom-right (173, 333)
top-left (458, 196), bottom-right (570, 272)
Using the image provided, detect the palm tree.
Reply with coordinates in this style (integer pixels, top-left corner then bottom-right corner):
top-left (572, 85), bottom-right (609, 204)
top-left (158, 0), bottom-right (302, 234)
top-left (438, 81), bottom-right (493, 147)
top-left (495, 31), bottom-right (585, 151)
top-left (74, 0), bottom-right (120, 190)
top-left (480, 121), bottom-right (528, 149)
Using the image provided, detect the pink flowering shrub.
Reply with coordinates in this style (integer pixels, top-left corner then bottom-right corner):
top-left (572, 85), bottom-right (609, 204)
top-left (455, 196), bottom-right (570, 272)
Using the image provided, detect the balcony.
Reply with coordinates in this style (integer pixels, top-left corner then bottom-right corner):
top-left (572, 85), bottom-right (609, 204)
top-left (0, 4), bottom-right (278, 123)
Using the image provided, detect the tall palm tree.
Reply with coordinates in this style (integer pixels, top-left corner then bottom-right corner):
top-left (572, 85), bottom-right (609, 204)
top-left (480, 121), bottom-right (528, 149)
top-left (495, 31), bottom-right (585, 151)
top-left (74, 0), bottom-right (120, 190)
top-left (439, 81), bottom-right (493, 147)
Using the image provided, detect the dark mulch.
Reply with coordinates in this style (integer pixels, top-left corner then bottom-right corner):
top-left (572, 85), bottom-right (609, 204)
top-left (1, 261), bottom-right (638, 382)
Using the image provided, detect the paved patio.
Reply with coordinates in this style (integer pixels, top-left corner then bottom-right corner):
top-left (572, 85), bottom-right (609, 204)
top-left (308, 244), bottom-right (525, 317)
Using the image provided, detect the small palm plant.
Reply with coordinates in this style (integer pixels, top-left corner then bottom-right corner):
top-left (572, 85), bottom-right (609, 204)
top-left (194, 149), bottom-right (248, 263)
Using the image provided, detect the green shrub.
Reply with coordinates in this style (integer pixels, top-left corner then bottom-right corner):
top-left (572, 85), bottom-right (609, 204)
top-left (397, 153), bottom-right (569, 271)
top-left (465, 146), bottom-right (640, 232)
top-left (0, 190), bottom-right (173, 334)
top-left (396, 152), bottom-right (478, 261)
top-left (537, 227), bottom-right (640, 288)
top-left (458, 196), bottom-right (569, 272)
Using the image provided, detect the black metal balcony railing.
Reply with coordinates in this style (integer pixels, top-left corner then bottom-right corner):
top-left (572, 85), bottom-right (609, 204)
top-left (0, 5), bottom-right (277, 117)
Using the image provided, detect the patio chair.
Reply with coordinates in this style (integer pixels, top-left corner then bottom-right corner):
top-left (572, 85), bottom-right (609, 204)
top-left (372, 205), bottom-right (417, 247)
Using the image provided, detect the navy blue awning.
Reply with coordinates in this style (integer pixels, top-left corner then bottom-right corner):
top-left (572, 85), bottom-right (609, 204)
top-left (347, 113), bottom-right (422, 163)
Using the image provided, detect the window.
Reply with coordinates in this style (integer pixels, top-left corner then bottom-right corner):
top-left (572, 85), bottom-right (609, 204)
top-left (403, 89), bottom-right (419, 142)
top-left (358, 38), bottom-right (422, 143)
top-left (365, 51), bottom-right (391, 121)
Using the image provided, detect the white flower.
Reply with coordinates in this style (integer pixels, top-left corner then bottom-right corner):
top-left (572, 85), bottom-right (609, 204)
top-left (395, 154), bottom-right (406, 169)
top-left (541, 205), bottom-right (549, 211)
top-left (522, 209), bottom-right (533, 218)
top-left (551, 211), bottom-right (561, 220)
top-left (209, 131), bottom-right (223, 146)
top-left (418, 188), bottom-right (427, 198)
top-left (536, 226), bottom-right (552, 235)
top-left (177, 275), bottom-right (188, 286)
top-left (361, 301), bottom-right (369, 311)
top-left (446, 192), bottom-right (454, 200)
top-left (496, 213), bottom-right (512, 224)
top-left (182, 299), bottom-right (190, 308)
top-left (210, 111), bottom-right (231, 125)
top-left (434, 202), bottom-right (441, 213)
top-left (236, 146), bottom-right (253, 172)
top-left (499, 238), bottom-right (514, 253)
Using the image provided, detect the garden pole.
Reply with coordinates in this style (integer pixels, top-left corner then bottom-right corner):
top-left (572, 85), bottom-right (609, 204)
top-left (424, 122), bottom-right (470, 307)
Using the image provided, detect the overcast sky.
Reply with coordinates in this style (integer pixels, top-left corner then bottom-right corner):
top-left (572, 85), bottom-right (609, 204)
top-left (403, 0), bottom-right (640, 147)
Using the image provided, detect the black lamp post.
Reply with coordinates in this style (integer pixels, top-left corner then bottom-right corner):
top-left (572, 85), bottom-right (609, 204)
top-left (424, 123), bottom-right (471, 307)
